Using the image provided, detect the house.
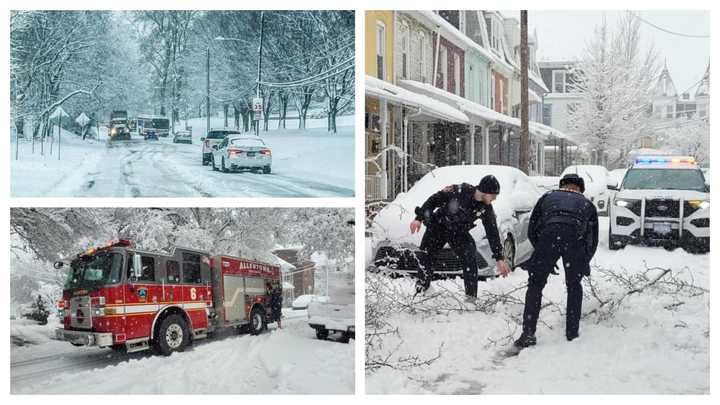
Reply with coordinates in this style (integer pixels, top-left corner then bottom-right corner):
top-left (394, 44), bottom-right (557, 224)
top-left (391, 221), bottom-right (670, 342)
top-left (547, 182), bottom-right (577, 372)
top-left (272, 249), bottom-right (315, 302)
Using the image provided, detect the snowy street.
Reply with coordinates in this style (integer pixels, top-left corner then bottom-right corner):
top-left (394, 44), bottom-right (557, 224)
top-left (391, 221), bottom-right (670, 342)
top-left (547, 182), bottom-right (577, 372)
top-left (12, 308), bottom-right (354, 394)
top-left (11, 117), bottom-right (354, 198)
top-left (366, 217), bottom-right (709, 394)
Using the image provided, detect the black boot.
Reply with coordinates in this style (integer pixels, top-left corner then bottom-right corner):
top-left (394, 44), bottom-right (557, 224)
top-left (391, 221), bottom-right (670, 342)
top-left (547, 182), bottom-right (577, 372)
top-left (513, 333), bottom-right (537, 348)
top-left (566, 332), bottom-right (579, 342)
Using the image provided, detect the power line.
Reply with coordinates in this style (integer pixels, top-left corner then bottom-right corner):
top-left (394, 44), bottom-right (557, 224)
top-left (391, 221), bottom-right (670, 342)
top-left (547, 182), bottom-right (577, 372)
top-left (628, 11), bottom-right (709, 39)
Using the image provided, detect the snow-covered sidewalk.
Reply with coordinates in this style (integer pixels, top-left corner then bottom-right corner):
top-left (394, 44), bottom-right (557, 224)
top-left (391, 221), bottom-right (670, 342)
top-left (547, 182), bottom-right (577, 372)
top-left (12, 309), bottom-right (354, 394)
top-left (366, 218), bottom-right (709, 394)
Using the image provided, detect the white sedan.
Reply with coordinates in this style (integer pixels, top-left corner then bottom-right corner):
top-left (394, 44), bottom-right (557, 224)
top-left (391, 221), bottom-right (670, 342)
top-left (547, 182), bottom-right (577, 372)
top-left (369, 165), bottom-right (542, 280)
top-left (561, 165), bottom-right (618, 215)
top-left (211, 135), bottom-right (272, 174)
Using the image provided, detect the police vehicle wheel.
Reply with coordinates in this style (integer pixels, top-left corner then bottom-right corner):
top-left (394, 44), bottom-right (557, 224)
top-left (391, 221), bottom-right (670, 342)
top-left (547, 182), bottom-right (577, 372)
top-left (316, 328), bottom-right (329, 340)
top-left (154, 314), bottom-right (189, 356)
top-left (608, 221), bottom-right (625, 250)
top-left (503, 237), bottom-right (516, 272)
top-left (249, 307), bottom-right (266, 335)
top-left (339, 332), bottom-right (350, 344)
top-left (263, 165), bottom-right (271, 174)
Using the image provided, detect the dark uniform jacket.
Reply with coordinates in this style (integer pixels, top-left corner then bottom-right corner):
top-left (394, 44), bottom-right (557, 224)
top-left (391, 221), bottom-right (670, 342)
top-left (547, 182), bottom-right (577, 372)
top-left (414, 183), bottom-right (505, 260)
top-left (528, 189), bottom-right (599, 259)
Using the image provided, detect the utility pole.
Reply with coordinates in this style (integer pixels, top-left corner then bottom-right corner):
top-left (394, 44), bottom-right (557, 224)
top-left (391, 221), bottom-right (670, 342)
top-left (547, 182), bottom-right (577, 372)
top-left (519, 10), bottom-right (530, 175)
top-left (206, 47), bottom-right (210, 136)
top-left (255, 11), bottom-right (265, 137)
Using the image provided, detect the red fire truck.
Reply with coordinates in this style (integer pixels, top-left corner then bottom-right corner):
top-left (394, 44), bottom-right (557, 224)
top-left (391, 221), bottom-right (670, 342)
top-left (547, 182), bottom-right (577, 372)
top-left (54, 240), bottom-right (280, 355)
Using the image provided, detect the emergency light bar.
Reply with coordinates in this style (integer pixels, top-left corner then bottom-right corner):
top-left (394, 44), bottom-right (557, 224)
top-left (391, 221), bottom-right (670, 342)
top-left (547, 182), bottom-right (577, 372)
top-left (634, 156), bottom-right (696, 166)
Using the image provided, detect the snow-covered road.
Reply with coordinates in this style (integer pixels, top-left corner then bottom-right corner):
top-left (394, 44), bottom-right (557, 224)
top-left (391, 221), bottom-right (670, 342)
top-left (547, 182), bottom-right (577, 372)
top-left (11, 117), bottom-right (355, 197)
top-left (12, 309), bottom-right (354, 394)
top-left (366, 217), bottom-right (709, 394)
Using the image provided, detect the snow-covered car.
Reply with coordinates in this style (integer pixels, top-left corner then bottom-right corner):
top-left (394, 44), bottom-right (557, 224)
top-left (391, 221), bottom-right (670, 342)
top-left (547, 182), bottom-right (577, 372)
top-left (201, 128), bottom-right (241, 166)
top-left (561, 165), bottom-right (618, 215)
top-left (172, 130), bottom-right (192, 144)
top-left (307, 300), bottom-right (354, 343)
top-left (530, 175), bottom-right (560, 192)
top-left (369, 165), bottom-right (541, 280)
top-left (292, 294), bottom-right (329, 310)
top-left (211, 135), bottom-right (272, 174)
top-left (609, 156), bottom-right (709, 253)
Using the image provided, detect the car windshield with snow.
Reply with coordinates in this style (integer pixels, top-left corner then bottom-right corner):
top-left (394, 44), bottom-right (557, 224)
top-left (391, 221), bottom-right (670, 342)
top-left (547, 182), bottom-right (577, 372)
top-left (609, 156), bottom-right (709, 253)
top-left (370, 165), bottom-right (541, 280)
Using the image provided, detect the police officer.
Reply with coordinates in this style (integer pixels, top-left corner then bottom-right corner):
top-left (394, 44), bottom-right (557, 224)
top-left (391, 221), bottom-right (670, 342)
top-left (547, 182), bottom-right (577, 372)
top-left (410, 175), bottom-right (510, 300)
top-left (514, 173), bottom-right (599, 348)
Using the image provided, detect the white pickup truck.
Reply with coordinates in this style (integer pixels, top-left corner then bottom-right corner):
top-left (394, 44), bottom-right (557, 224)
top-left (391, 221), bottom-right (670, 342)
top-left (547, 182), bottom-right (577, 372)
top-left (307, 300), bottom-right (354, 343)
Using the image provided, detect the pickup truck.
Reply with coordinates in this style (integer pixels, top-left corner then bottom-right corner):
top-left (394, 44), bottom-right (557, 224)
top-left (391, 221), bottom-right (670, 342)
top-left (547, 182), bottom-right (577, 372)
top-left (307, 300), bottom-right (354, 344)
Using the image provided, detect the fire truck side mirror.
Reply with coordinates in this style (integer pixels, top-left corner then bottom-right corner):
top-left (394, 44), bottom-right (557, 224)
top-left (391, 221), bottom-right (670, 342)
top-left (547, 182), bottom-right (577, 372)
top-left (53, 261), bottom-right (64, 269)
top-left (132, 254), bottom-right (142, 280)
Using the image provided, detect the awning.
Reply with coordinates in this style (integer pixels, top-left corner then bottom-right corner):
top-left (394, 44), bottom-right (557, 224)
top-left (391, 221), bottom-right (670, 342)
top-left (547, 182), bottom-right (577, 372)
top-left (365, 75), bottom-right (469, 124)
top-left (399, 79), bottom-right (572, 143)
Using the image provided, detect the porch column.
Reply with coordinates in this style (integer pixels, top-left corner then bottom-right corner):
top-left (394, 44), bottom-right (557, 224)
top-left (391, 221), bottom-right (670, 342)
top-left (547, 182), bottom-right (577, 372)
top-left (470, 123), bottom-right (476, 164)
top-left (380, 98), bottom-right (388, 200)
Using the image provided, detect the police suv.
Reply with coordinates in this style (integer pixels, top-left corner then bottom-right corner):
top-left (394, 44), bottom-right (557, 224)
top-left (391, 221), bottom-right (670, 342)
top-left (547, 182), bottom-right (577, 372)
top-left (609, 156), bottom-right (709, 253)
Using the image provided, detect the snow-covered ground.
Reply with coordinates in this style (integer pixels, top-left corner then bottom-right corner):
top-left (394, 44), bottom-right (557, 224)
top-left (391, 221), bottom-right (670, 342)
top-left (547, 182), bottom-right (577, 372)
top-left (12, 307), bottom-right (354, 394)
top-left (366, 217), bottom-right (709, 394)
top-left (10, 116), bottom-right (354, 197)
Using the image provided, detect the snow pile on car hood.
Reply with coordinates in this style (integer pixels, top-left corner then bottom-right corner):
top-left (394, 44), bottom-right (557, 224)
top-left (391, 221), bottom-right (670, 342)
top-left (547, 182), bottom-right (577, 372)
top-left (371, 165), bottom-right (536, 246)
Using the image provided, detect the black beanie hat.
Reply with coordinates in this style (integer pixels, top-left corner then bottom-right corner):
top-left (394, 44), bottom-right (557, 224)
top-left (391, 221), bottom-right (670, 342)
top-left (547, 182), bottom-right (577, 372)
top-left (477, 175), bottom-right (500, 194)
top-left (559, 173), bottom-right (585, 193)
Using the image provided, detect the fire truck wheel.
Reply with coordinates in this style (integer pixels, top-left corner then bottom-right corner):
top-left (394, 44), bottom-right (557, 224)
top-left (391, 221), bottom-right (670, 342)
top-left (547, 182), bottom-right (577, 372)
top-left (249, 307), bottom-right (266, 335)
top-left (154, 314), bottom-right (190, 355)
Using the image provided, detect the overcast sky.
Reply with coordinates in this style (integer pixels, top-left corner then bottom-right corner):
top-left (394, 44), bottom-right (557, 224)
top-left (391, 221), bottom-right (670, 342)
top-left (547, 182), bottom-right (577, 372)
top-left (501, 10), bottom-right (709, 93)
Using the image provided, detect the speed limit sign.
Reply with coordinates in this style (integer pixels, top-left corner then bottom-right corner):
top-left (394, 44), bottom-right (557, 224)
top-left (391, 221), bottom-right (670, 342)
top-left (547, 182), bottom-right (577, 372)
top-left (252, 97), bottom-right (263, 120)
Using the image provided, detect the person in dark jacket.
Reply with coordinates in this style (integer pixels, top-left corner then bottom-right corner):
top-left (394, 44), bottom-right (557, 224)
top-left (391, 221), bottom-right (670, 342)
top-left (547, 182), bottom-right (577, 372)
top-left (514, 173), bottom-right (599, 348)
top-left (410, 175), bottom-right (510, 300)
top-left (267, 282), bottom-right (283, 329)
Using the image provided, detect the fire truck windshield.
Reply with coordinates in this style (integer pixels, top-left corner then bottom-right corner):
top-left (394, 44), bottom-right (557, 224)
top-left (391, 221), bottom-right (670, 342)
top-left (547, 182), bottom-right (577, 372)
top-left (64, 252), bottom-right (123, 290)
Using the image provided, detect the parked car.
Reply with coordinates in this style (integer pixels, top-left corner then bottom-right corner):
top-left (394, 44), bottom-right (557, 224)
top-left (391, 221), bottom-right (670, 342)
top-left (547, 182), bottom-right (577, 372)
top-left (173, 130), bottom-right (192, 144)
top-left (561, 165), bottom-right (618, 215)
top-left (530, 175), bottom-right (560, 192)
top-left (369, 165), bottom-right (542, 280)
top-left (308, 300), bottom-right (354, 343)
top-left (211, 135), bottom-right (272, 174)
top-left (201, 128), bottom-right (241, 166)
top-left (292, 294), bottom-right (329, 310)
top-left (144, 130), bottom-right (158, 141)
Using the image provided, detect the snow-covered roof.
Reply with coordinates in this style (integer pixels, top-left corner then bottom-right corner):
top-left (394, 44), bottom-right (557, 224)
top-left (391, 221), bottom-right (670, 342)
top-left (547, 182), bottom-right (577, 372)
top-left (365, 75), bottom-right (469, 124)
top-left (398, 79), bottom-right (569, 141)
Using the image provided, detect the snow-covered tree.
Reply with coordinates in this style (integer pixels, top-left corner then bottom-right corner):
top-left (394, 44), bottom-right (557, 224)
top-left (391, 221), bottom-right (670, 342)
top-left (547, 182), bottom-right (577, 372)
top-left (659, 118), bottom-right (710, 164)
top-left (567, 12), bottom-right (660, 165)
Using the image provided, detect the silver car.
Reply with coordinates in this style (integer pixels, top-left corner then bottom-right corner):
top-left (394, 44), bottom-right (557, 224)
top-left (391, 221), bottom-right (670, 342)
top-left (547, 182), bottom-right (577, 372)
top-left (173, 130), bottom-right (192, 144)
top-left (369, 165), bottom-right (541, 280)
top-left (210, 135), bottom-right (272, 174)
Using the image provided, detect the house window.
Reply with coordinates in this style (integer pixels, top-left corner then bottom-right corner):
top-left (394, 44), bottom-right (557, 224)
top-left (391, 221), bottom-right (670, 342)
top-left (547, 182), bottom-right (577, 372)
top-left (453, 53), bottom-right (460, 95)
top-left (399, 25), bottom-right (409, 80)
top-left (498, 78), bottom-right (504, 112)
top-left (491, 75), bottom-right (496, 109)
top-left (542, 103), bottom-right (552, 126)
top-left (439, 45), bottom-right (448, 90)
top-left (553, 70), bottom-right (566, 93)
top-left (666, 105), bottom-right (674, 119)
top-left (376, 22), bottom-right (386, 80)
top-left (418, 33), bottom-right (427, 82)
